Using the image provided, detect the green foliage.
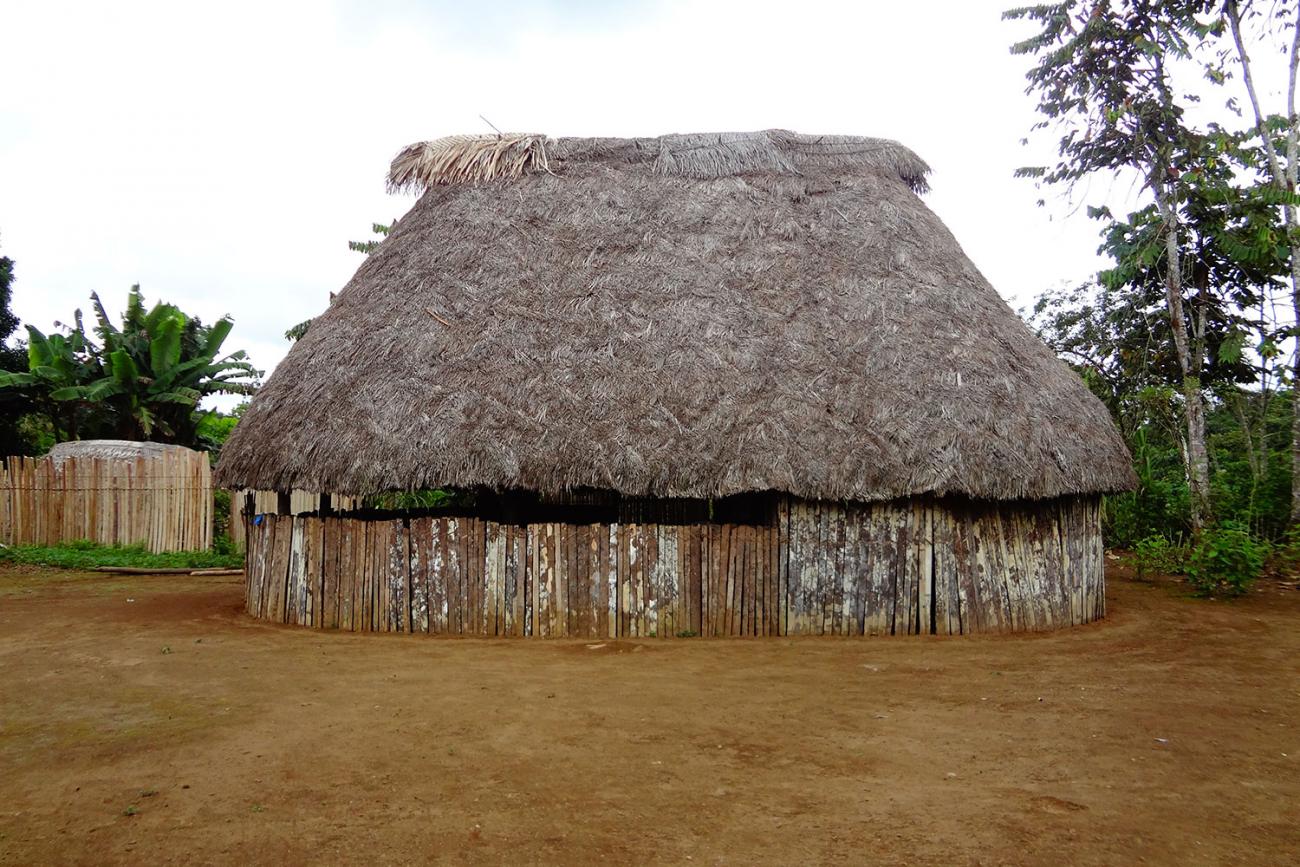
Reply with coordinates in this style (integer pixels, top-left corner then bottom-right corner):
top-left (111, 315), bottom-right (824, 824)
top-left (0, 285), bottom-right (260, 450)
top-left (212, 489), bottom-right (234, 553)
top-left (1033, 280), bottom-right (1294, 548)
top-left (0, 312), bottom-right (105, 442)
top-left (0, 244), bottom-right (43, 456)
top-left (1106, 429), bottom-right (1193, 547)
top-left (1098, 391), bottom-right (1295, 547)
top-left (1132, 534), bottom-right (1188, 577)
top-left (283, 318), bottom-right (313, 343)
top-left (0, 539), bottom-right (242, 571)
top-left (1004, 0), bottom-right (1215, 190)
top-left (346, 221), bottom-right (392, 255)
top-left (364, 489), bottom-right (466, 511)
top-left (1013, 3), bottom-right (1300, 551)
top-left (75, 286), bottom-right (260, 442)
top-left (0, 250), bottom-right (16, 342)
top-left (1265, 527), bottom-right (1300, 579)
top-left (1185, 522), bottom-right (1267, 596)
top-left (196, 401), bottom-right (247, 456)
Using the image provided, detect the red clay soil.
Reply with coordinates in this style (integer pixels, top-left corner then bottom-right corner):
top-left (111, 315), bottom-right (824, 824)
top-left (0, 562), bottom-right (1297, 866)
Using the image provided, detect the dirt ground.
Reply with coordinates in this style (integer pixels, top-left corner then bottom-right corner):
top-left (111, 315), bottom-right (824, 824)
top-left (0, 562), bottom-right (1297, 866)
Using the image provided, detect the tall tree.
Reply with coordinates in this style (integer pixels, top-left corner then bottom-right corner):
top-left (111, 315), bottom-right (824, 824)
top-left (1221, 0), bottom-right (1300, 522)
top-left (1006, 0), bottom-right (1227, 529)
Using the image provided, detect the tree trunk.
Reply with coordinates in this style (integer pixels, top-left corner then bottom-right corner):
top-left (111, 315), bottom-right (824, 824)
top-left (1154, 184), bottom-right (1211, 531)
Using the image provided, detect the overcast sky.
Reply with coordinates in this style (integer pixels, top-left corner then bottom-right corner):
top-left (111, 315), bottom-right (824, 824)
top-left (0, 0), bottom-right (1279, 408)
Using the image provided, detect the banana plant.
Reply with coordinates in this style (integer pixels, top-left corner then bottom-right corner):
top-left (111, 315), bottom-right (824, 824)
top-left (0, 312), bottom-right (104, 440)
top-left (60, 286), bottom-right (261, 442)
top-left (0, 285), bottom-right (261, 446)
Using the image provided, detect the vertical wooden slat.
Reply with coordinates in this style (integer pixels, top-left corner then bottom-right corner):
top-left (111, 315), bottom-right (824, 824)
top-left (246, 513), bottom-right (265, 617)
top-left (338, 519), bottom-right (354, 631)
top-left (408, 517), bottom-right (430, 634)
top-left (633, 524), bottom-right (646, 638)
top-left (577, 522), bottom-right (590, 637)
top-left (507, 524), bottom-right (521, 637)
top-left (658, 524), bottom-right (676, 638)
top-left (607, 524), bottom-right (619, 638)
top-left (433, 518), bottom-right (451, 635)
top-left (537, 523), bottom-right (552, 638)
top-left (738, 524), bottom-right (752, 638)
top-left (367, 519), bottom-right (381, 632)
top-left (322, 517), bottom-right (340, 629)
top-left (691, 524), bottom-right (705, 636)
top-left (859, 506), bottom-right (879, 636)
top-left (387, 519), bottom-right (410, 633)
top-left (356, 521), bottom-right (370, 631)
top-left (596, 524), bottom-right (610, 639)
top-left (716, 523), bottom-right (730, 637)
top-left (268, 514), bottom-right (293, 624)
top-left (528, 523), bottom-right (540, 638)
top-left (373, 520), bottom-right (389, 632)
top-left (301, 516), bottom-right (321, 628)
top-left (588, 524), bottom-right (602, 639)
top-left (768, 524), bottom-right (781, 637)
top-left (931, 505), bottom-right (952, 635)
top-left (484, 521), bottom-right (500, 636)
top-left (916, 500), bottom-right (933, 635)
top-left (724, 524), bottom-right (738, 636)
top-left (618, 524), bottom-right (632, 638)
top-left (557, 522), bottom-right (570, 638)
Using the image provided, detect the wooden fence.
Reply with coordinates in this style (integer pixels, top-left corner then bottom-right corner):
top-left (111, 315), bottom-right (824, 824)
top-left (243, 495), bottom-right (1104, 637)
top-left (0, 451), bottom-right (213, 552)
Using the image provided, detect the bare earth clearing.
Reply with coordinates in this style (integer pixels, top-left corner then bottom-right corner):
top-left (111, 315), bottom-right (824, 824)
top-left (0, 563), bottom-right (1297, 866)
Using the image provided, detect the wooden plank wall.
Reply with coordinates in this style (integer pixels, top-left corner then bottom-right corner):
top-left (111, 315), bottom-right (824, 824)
top-left (0, 450), bottom-right (213, 553)
top-left (243, 495), bottom-right (1105, 636)
top-left (783, 496), bottom-right (1105, 635)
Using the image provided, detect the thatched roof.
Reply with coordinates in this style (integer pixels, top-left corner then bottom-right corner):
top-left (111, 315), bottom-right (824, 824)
top-left (216, 129), bottom-right (1135, 502)
top-left (49, 440), bottom-right (196, 463)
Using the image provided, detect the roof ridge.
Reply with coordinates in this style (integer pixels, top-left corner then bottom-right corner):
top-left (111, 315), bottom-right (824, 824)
top-left (387, 130), bottom-right (931, 193)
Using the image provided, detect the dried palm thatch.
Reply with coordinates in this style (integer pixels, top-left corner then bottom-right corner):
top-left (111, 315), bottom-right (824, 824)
top-left (387, 133), bottom-right (550, 192)
top-left (217, 129), bottom-right (1135, 502)
top-left (48, 439), bottom-right (194, 464)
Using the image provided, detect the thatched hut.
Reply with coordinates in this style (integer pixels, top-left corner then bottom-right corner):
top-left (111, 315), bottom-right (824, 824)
top-left (216, 130), bottom-right (1134, 637)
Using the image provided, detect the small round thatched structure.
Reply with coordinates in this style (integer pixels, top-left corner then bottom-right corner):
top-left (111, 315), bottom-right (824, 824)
top-left (3, 440), bottom-right (213, 552)
top-left (47, 439), bottom-right (194, 464)
top-left (217, 130), bottom-right (1134, 637)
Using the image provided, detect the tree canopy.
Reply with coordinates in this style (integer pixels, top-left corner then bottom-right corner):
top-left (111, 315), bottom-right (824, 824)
top-left (0, 285), bottom-right (260, 449)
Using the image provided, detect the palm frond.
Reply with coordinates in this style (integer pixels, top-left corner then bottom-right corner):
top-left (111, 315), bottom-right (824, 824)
top-left (387, 133), bottom-right (550, 193)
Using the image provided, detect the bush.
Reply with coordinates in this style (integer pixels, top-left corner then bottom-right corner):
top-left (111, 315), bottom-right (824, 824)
top-left (212, 488), bottom-right (233, 545)
top-left (1131, 534), bottom-right (1188, 578)
top-left (1185, 522), bottom-right (1267, 598)
top-left (1266, 527), bottom-right (1300, 580)
top-left (0, 540), bottom-right (242, 571)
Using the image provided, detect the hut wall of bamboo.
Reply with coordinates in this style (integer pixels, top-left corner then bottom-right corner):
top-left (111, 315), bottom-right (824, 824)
top-left (240, 495), bottom-right (1103, 637)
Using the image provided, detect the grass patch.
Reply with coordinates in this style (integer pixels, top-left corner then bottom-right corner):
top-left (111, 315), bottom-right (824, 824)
top-left (0, 539), bottom-right (241, 571)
